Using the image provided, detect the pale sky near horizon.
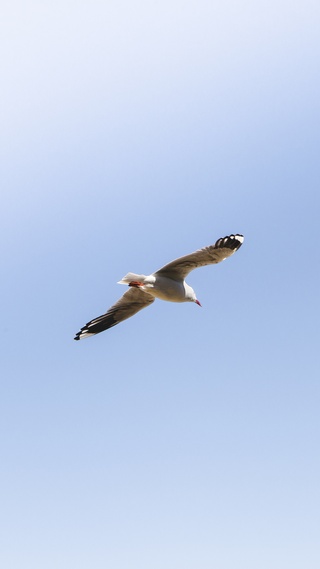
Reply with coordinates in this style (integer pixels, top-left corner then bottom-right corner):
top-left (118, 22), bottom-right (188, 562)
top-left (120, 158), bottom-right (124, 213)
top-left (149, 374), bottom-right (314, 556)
top-left (1, 2), bottom-right (320, 568)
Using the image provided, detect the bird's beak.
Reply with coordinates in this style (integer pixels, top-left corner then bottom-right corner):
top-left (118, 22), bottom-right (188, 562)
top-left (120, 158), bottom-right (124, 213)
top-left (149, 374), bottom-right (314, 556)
top-left (195, 299), bottom-right (202, 307)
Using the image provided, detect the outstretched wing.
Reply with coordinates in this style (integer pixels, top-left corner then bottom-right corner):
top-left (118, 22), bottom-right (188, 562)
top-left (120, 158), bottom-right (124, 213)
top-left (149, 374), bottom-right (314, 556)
top-left (74, 287), bottom-right (155, 340)
top-left (154, 234), bottom-right (244, 280)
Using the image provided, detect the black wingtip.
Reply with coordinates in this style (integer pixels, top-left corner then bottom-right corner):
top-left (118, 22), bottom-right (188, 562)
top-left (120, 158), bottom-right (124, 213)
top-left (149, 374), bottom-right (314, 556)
top-left (232, 234), bottom-right (244, 250)
top-left (216, 234), bottom-right (244, 251)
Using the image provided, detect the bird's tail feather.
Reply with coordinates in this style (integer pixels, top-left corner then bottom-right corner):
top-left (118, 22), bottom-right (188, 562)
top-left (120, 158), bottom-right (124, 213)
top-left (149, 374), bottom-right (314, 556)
top-left (117, 272), bottom-right (147, 285)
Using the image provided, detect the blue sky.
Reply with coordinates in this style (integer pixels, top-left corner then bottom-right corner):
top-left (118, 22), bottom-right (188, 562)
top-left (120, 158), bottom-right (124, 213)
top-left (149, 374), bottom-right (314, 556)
top-left (1, 1), bottom-right (320, 568)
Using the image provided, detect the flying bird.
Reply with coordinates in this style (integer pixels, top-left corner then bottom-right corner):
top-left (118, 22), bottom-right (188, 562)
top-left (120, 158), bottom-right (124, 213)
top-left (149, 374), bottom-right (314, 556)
top-left (74, 233), bottom-right (244, 340)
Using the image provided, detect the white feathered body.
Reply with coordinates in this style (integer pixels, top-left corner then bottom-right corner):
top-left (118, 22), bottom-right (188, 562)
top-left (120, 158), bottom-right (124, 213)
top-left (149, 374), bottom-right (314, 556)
top-left (118, 272), bottom-right (196, 303)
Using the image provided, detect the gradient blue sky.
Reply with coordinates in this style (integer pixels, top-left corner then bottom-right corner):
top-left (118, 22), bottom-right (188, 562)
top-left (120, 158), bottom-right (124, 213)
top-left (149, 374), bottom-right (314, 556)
top-left (1, 1), bottom-right (320, 568)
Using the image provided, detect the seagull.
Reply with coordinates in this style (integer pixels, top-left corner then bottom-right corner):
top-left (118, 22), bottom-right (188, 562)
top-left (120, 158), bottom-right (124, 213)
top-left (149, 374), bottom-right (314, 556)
top-left (74, 233), bottom-right (244, 340)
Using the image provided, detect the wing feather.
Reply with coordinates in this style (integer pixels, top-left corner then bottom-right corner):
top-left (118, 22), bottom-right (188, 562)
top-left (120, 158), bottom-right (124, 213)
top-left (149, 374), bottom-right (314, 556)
top-left (74, 287), bottom-right (155, 340)
top-left (154, 234), bottom-right (244, 280)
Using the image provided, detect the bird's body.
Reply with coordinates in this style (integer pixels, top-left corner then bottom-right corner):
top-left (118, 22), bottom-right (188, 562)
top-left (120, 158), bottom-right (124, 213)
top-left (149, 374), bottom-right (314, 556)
top-left (119, 273), bottom-right (193, 303)
top-left (74, 234), bottom-right (244, 340)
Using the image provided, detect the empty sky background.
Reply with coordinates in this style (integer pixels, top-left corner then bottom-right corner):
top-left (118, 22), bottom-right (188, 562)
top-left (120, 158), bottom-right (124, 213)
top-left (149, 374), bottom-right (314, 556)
top-left (1, 1), bottom-right (320, 568)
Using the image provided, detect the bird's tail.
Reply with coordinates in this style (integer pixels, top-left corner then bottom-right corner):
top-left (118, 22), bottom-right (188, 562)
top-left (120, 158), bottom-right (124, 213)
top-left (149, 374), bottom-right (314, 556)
top-left (117, 272), bottom-right (147, 285)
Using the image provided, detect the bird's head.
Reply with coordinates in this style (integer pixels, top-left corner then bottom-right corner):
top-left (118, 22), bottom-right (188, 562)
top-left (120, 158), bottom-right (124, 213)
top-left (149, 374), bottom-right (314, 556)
top-left (184, 283), bottom-right (202, 306)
